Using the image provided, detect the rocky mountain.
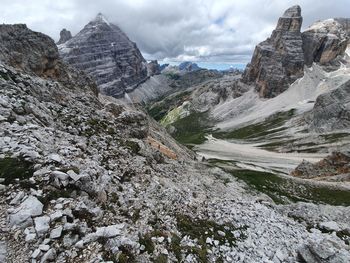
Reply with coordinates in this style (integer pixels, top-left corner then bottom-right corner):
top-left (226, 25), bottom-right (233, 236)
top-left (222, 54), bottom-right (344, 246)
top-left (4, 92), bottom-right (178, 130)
top-left (302, 19), bottom-right (349, 67)
top-left (57, 29), bottom-right (72, 45)
top-left (2, 20), bottom-right (350, 263)
top-left (242, 5), bottom-right (305, 98)
top-left (58, 13), bottom-right (148, 98)
top-left (178, 61), bottom-right (201, 72)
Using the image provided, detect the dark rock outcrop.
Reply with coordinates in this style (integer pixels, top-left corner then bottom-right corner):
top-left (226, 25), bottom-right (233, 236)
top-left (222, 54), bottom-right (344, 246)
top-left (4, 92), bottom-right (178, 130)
top-left (57, 28), bottom-right (72, 45)
top-left (58, 13), bottom-right (148, 98)
top-left (147, 60), bottom-right (161, 75)
top-left (291, 152), bottom-right (350, 181)
top-left (310, 79), bottom-right (350, 132)
top-left (242, 5), bottom-right (305, 98)
top-left (0, 24), bottom-right (60, 78)
top-left (0, 24), bottom-right (98, 95)
top-left (302, 19), bottom-right (349, 67)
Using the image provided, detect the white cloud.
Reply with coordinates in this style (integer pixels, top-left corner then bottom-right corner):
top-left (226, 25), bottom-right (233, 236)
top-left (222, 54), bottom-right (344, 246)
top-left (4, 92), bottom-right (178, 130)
top-left (0, 0), bottom-right (348, 63)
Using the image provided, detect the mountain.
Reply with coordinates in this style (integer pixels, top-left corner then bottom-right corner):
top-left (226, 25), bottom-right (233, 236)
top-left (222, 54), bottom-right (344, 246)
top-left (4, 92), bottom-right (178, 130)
top-left (57, 28), bottom-right (72, 45)
top-left (1, 12), bottom-right (350, 263)
top-left (242, 5), bottom-right (305, 98)
top-left (58, 13), bottom-right (148, 98)
top-left (178, 61), bottom-right (201, 72)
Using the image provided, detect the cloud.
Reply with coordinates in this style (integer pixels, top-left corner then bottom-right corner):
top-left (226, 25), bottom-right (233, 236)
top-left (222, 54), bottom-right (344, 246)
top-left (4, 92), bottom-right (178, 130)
top-left (1, 0), bottom-right (349, 63)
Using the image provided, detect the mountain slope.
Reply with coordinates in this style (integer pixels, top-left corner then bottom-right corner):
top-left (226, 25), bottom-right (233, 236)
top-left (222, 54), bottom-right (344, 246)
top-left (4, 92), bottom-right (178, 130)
top-left (59, 13), bottom-right (148, 98)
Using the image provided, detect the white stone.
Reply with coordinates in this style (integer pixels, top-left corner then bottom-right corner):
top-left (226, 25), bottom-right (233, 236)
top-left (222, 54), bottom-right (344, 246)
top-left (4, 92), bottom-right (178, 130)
top-left (10, 191), bottom-right (25, 205)
top-left (319, 221), bottom-right (340, 232)
top-left (67, 170), bottom-right (83, 181)
top-left (31, 249), bottom-right (41, 259)
top-left (51, 171), bottom-right (69, 181)
top-left (95, 225), bottom-right (121, 238)
top-left (157, 236), bottom-right (165, 243)
top-left (50, 210), bottom-right (63, 221)
top-left (34, 216), bottom-right (50, 236)
top-left (48, 154), bottom-right (62, 163)
top-left (218, 230), bottom-right (226, 237)
top-left (206, 237), bottom-right (212, 245)
top-left (39, 244), bottom-right (50, 251)
top-left (50, 226), bottom-right (63, 239)
top-left (25, 233), bottom-right (37, 243)
top-left (9, 196), bottom-right (43, 228)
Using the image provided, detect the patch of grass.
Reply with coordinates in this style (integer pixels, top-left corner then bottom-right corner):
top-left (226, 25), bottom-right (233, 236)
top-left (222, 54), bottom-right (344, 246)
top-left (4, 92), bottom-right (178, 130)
top-left (216, 165), bottom-right (350, 206)
top-left (123, 140), bottom-right (141, 154)
top-left (0, 157), bottom-right (34, 185)
top-left (118, 245), bottom-right (136, 263)
top-left (170, 234), bottom-right (182, 262)
top-left (139, 233), bottom-right (155, 254)
top-left (170, 111), bottom-right (214, 146)
top-left (175, 214), bottom-right (246, 262)
top-left (213, 109), bottom-right (295, 140)
top-left (153, 254), bottom-right (168, 263)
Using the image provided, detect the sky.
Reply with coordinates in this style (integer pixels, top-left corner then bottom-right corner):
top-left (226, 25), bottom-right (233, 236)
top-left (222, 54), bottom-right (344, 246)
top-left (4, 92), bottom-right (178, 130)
top-left (1, 0), bottom-right (349, 66)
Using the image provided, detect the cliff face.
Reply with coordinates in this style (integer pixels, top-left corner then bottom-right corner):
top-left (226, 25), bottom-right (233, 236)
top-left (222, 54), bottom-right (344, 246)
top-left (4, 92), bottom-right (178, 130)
top-left (302, 19), bottom-right (349, 67)
top-left (59, 13), bottom-right (148, 98)
top-left (57, 28), bottom-right (72, 45)
top-left (242, 5), bottom-right (305, 98)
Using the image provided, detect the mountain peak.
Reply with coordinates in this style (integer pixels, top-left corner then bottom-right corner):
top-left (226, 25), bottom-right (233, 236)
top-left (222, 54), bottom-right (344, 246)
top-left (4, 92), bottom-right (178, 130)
top-left (94, 12), bottom-right (110, 25)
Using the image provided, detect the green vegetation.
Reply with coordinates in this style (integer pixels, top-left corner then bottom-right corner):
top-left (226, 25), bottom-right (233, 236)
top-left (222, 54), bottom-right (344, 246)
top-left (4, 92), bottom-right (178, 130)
top-left (0, 157), bottom-right (34, 185)
top-left (213, 109), bottom-right (295, 141)
top-left (139, 233), bottom-right (155, 254)
top-left (210, 162), bottom-right (350, 206)
top-left (175, 214), bottom-right (246, 262)
top-left (147, 90), bottom-right (191, 121)
top-left (170, 111), bottom-right (214, 146)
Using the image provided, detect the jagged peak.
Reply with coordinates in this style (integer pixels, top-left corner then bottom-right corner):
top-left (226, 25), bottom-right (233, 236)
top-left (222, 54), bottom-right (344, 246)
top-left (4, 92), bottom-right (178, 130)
top-left (282, 5), bottom-right (301, 18)
top-left (93, 12), bottom-right (110, 25)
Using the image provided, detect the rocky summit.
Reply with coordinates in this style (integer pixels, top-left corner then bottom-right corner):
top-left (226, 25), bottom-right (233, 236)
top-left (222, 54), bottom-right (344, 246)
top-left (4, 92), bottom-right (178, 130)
top-left (58, 13), bottom-right (148, 98)
top-left (242, 5), bottom-right (305, 98)
top-left (57, 29), bottom-right (72, 45)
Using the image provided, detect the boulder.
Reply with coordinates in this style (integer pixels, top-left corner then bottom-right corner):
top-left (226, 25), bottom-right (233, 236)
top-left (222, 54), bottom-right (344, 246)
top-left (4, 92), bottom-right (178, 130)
top-left (242, 5), bottom-right (304, 98)
top-left (9, 196), bottom-right (43, 228)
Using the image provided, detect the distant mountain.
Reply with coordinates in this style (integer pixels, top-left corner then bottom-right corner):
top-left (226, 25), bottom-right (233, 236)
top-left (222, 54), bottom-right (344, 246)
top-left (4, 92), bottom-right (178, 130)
top-left (58, 13), bottom-right (148, 98)
top-left (178, 61), bottom-right (201, 72)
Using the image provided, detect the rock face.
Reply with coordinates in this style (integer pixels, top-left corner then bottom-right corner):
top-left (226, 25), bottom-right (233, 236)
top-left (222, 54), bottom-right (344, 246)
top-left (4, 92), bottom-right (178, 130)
top-left (291, 152), bottom-right (350, 181)
top-left (59, 13), bottom-right (148, 98)
top-left (178, 61), bottom-right (201, 72)
top-left (0, 24), bottom-right (60, 78)
top-left (242, 5), bottom-right (305, 98)
top-left (302, 19), bottom-right (349, 66)
top-left (311, 79), bottom-right (350, 132)
top-left (57, 28), bottom-right (72, 45)
top-left (147, 60), bottom-right (161, 75)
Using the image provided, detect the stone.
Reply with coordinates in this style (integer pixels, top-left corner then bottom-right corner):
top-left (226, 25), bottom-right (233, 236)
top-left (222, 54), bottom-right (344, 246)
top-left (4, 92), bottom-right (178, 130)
top-left (319, 221), bottom-right (340, 232)
top-left (57, 28), bottom-right (72, 45)
top-left (59, 13), bottom-right (148, 98)
top-left (39, 244), bottom-right (50, 251)
top-left (9, 196), bottom-right (43, 228)
top-left (242, 5), bottom-right (304, 98)
top-left (48, 154), bottom-right (62, 163)
top-left (34, 216), bottom-right (50, 236)
top-left (50, 226), bottom-right (63, 239)
top-left (40, 248), bottom-right (56, 263)
top-left (31, 249), bottom-right (41, 259)
top-left (95, 225), bottom-right (122, 238)
top-left (25, 233), bottom-right (37, 243)
top-left (67, 170), bottom-right (83, 181)
top-left (10, 191), bottom-right (25, 205)
top-left (50, 210), bottom-right (63, 221)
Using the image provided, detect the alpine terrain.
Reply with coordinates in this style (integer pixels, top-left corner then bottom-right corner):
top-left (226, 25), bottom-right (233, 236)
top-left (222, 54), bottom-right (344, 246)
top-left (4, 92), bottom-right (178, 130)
top-left (0, 4), bottom-right (350, 263)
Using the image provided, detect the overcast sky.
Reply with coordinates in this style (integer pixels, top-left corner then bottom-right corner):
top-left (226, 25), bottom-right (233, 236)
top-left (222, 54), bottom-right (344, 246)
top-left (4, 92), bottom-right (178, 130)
top-left (1, 0), bottom-right (349, 63)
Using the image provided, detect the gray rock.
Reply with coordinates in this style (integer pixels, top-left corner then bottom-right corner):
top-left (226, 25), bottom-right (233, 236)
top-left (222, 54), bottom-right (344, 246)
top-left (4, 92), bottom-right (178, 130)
top-left (298, 238), bottom-right (350, 263)
top-left (9, 196), bottom-right (43, 228)
top-left (34, 216), bottom-right (50, 236)
top-left (242, 5), bottom-right (304, 98)
top-left (40, 248), bottom-right (56, 263)
top-left (50, 226), bottom-right (63, 239)
top-left (319, 221), bottom-right (340, 232)
top-left (57, 28), bottom-right (72, 45)
top-left (95, 224), bottom-right (123, 238)
top-left (311, 80), bottom-right (350, 132)
top-left (302, 19), bottom-right (349, 67)
top-left (59, 13), bottom-right (148, 98)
